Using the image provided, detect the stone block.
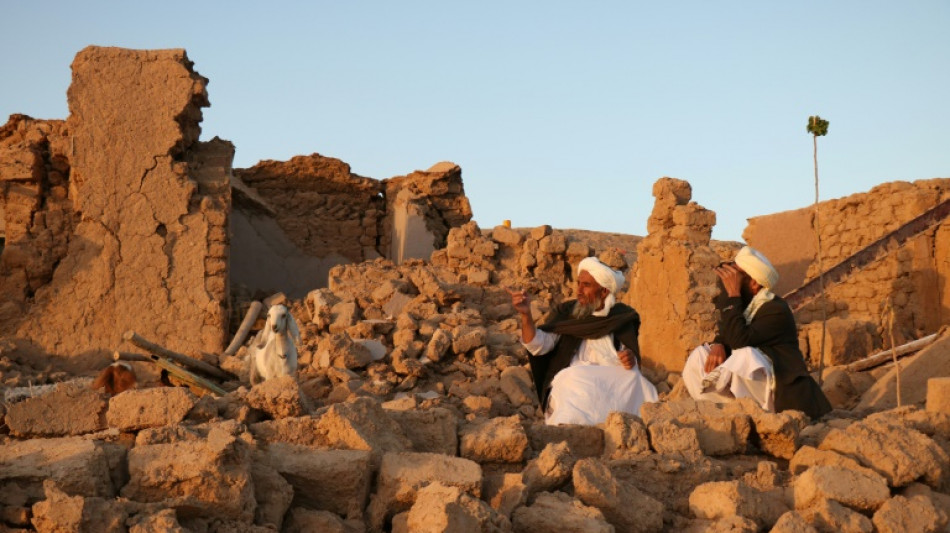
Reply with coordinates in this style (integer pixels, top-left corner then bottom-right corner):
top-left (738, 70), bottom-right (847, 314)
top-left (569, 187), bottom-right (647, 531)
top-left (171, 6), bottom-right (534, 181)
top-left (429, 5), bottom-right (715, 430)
top-left (648, 420), bottom-right (702, 456)
top-left (460, 415), bottom-right (530, 463)
top-left (406, 482), bottom-right (510, 533)
top-left (573, 458), bottom-right (665, 532)
top-left (804, 317), bottom-right (878, 367)
top-left (368, 452), bottom-right (482, 530)
top-left (821, 367), bottom-right (858, 410)
top-left (249, 416), bottom-right (327, 447)
top-left (251, 462), bottom-right (294, 530)
top-left (689, 480), bottom-right (789, 528)
top-left (423, 329), bottom-right (451, 364)
top-left (529, 225), bottom-right (552, 240)
top-left (818, 418), bottom-right (949, 488)
top-left (793, 465), bottom-right (890, 513)
top-left (106, 387), bottom-right (196, 431)
top-left (927, 377), bottom-right (950, 414)
top-left (31, 482), bottom-right (128, 533)
top-left (491, 225), bottom-right (523, 246)
top-left (603, 411), bottom-right (651, 459)
top-left (122, 427), bottom-right (255, 521)
top-left (643, 399), bottom-right (752, 456)
top-left (512, 491), bottom-right (612, 533)
top-left (283, 508), bottom-right (351, 533)
top-left (386, 407), bottom-right (458, 456)
top-left (770, 511), bottom-right (818, 533)
top-left (484, 472), bottom-right (527, 518)
top-left (522, 441), bottom-right (575, 495)
top-left (797, 498), bottom-right (873, 533)
top-left (260, 444), bottom-right (372, 520)
top-left (500, 365), bottom-right (536, 407)
top-left (722, 398), bottom-right (806, 459)
top-left (538, 234), bottom-right (567, 254)
top-left (872, 494), bottom-right (949, 533)
top-left (245, 375), bottom-right (308, 419)
top-left (451, 324), bottom-right (487, 354)
top-left (526, 423), bottom-right (604, 458)
top-left (5, 382), bottom-right (107, 437)
top-left (316, 397), bottom-right (412, 460)
top-left (317, 331), bottom-right (373, 369)
top-left (680, 516), bottom-right (758, 532)
top-left (788, 446), bottom-right (879, 478)
top-left (0, 436), bottom-right (116, 499)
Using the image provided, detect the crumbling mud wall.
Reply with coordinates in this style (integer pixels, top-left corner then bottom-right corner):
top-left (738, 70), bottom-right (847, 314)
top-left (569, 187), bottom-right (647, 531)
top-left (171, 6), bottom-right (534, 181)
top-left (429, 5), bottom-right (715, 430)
top-left (0, 115), bottom-right (73, 325)
top-left (235, 154), bottom-right (386, 264)
top-left (231, 157), bottom-right (472, 297)
top-left (625, 178), bottom-right (725, 374)
top-left (385, 162), bottom-right (473, 264)
top-left (745, 178), bottom-right (950, 364)
top-left (0, 46), bottom-right (232, 359)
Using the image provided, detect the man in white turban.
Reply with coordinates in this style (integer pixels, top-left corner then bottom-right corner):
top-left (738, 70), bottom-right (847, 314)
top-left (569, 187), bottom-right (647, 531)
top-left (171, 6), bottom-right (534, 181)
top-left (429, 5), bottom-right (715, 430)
top-left (509, 257), bottom-right (658, 425)
top-left (682, 246), bottom-right (831, 419)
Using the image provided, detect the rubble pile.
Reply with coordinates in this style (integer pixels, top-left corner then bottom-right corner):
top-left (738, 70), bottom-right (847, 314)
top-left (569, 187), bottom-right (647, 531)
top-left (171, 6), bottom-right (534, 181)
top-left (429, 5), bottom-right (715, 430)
top-left (4, 213), bottom-right (950, 531)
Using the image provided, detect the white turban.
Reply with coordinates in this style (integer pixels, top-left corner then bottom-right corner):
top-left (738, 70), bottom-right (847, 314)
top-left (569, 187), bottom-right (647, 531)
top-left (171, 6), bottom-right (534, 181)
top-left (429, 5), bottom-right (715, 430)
top-left (578, 257), bottom-right (625, 295)
top-left (734, 246), bottom-right (779, 290)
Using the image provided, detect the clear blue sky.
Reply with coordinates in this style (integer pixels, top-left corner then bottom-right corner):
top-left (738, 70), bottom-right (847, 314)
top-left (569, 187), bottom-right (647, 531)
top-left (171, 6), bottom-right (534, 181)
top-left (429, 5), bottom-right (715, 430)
top-left (3, 1), bottom-right (948, 241)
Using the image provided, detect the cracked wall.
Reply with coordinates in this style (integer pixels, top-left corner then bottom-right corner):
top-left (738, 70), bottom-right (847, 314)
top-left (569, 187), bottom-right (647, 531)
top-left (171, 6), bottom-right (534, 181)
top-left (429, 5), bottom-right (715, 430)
top-left (0, 46), bottom-right (231, 359)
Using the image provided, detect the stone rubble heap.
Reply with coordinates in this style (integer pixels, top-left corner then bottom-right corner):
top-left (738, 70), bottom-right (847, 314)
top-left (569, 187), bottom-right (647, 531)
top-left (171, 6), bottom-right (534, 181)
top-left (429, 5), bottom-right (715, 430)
top-left (3, 217), bottom-right (950, 532)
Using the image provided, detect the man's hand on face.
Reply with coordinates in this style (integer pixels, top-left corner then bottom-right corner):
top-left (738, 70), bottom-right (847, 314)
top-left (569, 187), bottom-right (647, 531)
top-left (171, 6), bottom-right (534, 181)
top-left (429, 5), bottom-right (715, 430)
top-left (714, 263), bottom-right (743, 298)
top-left (618, 348), bottom-right (636, 370)
top-left (704, 343), bottom-right (726, 373)
top-left (506, 288), bottom-right (532, 316)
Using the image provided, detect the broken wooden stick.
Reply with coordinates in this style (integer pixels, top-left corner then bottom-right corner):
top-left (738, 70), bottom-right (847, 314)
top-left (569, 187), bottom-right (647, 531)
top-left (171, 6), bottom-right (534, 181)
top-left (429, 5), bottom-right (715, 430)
top-left (148, 354), bottom-right (228, 396)
top-left (845, 331), bottom-right (942, 373)
top-left (223, 301), bottom-right (263, 356)
top-left (122, 331), bottom-right (236, 381)
top-left (113, 351), bottom-right (151, 363)
top-left (113, 350), bottom-right (228, 396)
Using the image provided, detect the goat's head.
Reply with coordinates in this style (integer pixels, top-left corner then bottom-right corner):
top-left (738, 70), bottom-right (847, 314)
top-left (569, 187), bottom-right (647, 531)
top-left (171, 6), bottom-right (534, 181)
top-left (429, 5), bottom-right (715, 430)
top-left (264, 304), bottom-right (301, 346)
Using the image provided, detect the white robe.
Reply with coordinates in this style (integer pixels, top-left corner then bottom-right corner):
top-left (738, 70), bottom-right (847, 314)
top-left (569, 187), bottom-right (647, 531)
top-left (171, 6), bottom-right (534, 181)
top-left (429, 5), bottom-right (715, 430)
top-left (524, 327), bottom-right (659, 425)
top-left (682, 344), bottom-right (775, 411)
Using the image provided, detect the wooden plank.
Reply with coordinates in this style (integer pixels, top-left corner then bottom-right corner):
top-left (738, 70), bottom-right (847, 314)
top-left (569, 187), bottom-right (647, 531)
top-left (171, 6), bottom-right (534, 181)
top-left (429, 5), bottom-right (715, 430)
top-left (122, 331), bottom-right (236, 381)
top-left (846, 332), bottom-right (941, 372)
top-left (224, 301), bottom-right (263, 356)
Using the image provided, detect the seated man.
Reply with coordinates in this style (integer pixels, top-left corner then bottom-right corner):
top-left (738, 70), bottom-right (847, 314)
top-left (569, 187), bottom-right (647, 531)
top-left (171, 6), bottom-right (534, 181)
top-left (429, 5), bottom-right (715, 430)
top-left (509, 257), bottom-right (658, 425)
top-left (682, 246), bottom-right (832, 419)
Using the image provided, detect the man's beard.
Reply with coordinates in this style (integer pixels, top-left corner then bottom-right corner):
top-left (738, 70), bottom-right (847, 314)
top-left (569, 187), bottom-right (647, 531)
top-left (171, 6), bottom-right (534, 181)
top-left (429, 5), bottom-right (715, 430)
top-left (572, 299), bottom-right (601, 319)
top-left (740, 280), bottom-right (755, 307)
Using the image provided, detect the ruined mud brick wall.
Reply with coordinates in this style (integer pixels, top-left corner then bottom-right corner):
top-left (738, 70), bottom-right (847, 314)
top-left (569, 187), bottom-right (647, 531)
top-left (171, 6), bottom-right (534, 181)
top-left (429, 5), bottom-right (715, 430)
top-left (625, 178), bottom-right (722, 373)
top-left (0, 46), bottom-right (232, 358)
top-left (745, 178), bottom-right (950, 364)
top-left (231, 158), bottom-right (473, 297)
top-left (0, 116), bottom-right (73, 326)
top-left (235, 154), bottom-right (386, 264)
top-left (385, 162), bottom-right (473, 264)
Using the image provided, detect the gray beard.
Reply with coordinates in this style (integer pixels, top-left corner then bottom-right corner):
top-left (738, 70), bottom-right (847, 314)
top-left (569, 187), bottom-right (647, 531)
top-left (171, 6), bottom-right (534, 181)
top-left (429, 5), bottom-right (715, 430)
top-left (572, 300), bottom-right (600, 319)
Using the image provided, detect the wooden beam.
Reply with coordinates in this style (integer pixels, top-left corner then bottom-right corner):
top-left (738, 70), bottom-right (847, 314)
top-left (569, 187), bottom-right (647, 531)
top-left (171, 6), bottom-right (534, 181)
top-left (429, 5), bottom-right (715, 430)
top-left (122, 331), bottom-right (236, 382)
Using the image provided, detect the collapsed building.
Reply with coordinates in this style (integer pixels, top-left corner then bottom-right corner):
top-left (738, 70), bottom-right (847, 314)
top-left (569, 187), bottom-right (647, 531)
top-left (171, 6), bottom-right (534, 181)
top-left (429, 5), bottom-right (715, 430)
top-left (2, 46), bottom-right (950, 532)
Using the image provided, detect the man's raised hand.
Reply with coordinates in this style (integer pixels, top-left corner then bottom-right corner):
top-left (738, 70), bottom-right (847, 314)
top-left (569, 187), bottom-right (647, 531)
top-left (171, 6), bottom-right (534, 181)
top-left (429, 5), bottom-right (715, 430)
top-left (506, 287), bottom-right (532, 316)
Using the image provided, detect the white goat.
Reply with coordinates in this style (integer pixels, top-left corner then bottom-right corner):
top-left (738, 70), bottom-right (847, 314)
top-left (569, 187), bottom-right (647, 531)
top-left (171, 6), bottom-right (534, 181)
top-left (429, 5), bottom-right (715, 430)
top-left (247, 304), bottom-right (301, 385)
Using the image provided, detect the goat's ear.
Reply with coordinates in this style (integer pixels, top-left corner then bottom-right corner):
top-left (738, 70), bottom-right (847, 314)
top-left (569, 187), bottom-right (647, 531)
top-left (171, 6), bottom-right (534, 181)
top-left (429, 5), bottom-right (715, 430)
top-left (288, 314), bottom-right (301, 344)
top-left (256, 319), bottom-right (271, 349)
